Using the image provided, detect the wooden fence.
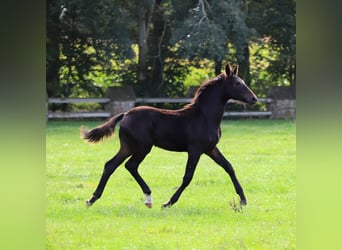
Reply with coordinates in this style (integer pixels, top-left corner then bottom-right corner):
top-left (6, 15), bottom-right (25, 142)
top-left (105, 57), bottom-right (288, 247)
top-left (47, 97), bottom-right (272, 119)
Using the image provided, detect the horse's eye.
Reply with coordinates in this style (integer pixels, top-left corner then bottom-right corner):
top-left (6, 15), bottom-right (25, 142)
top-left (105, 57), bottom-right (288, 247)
top-left (233, 81), bottom-right (240, 87)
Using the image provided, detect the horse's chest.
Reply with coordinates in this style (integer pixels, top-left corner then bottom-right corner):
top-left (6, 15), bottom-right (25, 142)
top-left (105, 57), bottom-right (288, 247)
top-left (203, 130), bottom-right (220, 147)
top-left (189, 125), bottom-right (221, 150)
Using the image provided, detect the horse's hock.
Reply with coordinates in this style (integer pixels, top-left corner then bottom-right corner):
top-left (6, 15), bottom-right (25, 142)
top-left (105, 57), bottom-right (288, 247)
top-left (104, 86), bottom-right (136, 115)
top-left (267, 86), bottom-right (296, 119)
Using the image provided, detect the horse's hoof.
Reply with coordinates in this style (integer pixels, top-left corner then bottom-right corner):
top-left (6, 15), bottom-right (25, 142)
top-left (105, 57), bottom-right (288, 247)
top-left (86, 200), bottom-right (93, 208)
top-left (161, 202), bottom-right (171, 209)
top-left (240, 199), bottom-right (247, 206)
top-left (145, 202), bottom-right (152, 208)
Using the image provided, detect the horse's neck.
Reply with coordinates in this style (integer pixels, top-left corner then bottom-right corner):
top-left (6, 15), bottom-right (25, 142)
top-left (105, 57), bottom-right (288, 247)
top-left (201, 102), bottom-right (226, 126)
top-left (196, 92), bottom-right (227, 127)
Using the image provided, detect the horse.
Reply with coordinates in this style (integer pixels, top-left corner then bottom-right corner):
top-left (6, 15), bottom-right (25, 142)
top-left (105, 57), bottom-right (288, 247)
top-left (81, 63), bottom-right (257, 209)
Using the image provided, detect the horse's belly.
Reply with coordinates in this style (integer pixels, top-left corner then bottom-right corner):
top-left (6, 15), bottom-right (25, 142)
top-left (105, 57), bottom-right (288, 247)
top-left (154, 139), bottom-right (187, 152)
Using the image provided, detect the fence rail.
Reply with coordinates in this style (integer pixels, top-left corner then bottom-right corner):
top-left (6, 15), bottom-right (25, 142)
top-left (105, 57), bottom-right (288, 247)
top-left (136, 97), bottom-right (273, 104)
top-left (48, 97), bottom-right (111, 104)
top-left (47, 97), bottom-right (272, 119)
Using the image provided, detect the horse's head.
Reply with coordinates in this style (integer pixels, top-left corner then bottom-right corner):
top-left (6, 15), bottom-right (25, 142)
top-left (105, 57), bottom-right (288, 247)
top-left (223, 63), bottom-right (257, 105)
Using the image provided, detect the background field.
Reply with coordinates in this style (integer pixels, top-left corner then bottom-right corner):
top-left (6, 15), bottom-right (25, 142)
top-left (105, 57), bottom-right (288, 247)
top-left (46, 119), bottom-right (296, 249)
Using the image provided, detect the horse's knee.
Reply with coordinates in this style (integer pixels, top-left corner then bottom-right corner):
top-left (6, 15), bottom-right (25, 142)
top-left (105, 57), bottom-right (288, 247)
top-left (182, 172), bottom-right (194, 185)
top-left (103, 161), bottom-right (116, 175)
top-left (124, 162), bottom-right (135, 172)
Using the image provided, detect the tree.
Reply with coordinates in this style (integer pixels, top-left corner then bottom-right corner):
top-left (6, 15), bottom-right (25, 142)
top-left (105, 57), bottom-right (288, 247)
top-left (136, 0), bottom-right (155, 93)
top-left (247, 0), bottom-right (296, 88)
top-left (46, 0), bottom-right (63, 97)
top-left (46, 0), bottom-right (134, 97)
top-left (46, 0), bottom-right (295, 99)
top-left (171, 0), bottom-right (250, 77)
top-left (128, 0), bottom-right (193, 97)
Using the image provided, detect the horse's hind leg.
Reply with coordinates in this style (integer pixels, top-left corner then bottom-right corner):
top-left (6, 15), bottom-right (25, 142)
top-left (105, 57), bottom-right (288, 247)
top-left (205, 147), bottom-right (247, 206)
top-left (86, 149), bottom-right (130, 207)
top-left (124, 147), bottom-right (153, 208)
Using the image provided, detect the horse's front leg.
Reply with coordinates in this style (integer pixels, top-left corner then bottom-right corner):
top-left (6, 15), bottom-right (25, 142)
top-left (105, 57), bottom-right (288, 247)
top-left (205, 147), bottom-right (247, 206)
top-left (162, 151), bottom-right (201, 208)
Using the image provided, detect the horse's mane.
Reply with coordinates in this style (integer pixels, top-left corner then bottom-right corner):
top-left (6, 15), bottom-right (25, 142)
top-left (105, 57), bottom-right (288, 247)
top-left (185, 73), bottom-right (226, 108)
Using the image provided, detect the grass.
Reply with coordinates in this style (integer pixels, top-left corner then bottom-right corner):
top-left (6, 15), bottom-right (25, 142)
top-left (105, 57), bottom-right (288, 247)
top-left (46, 119), bottom-right (296, 249)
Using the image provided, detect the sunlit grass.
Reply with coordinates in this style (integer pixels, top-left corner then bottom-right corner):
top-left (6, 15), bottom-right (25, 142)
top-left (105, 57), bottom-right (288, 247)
top-left (46, 119), bottom-right (296, 249)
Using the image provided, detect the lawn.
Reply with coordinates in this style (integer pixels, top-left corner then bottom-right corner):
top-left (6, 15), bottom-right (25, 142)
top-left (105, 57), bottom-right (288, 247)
top-left (46, 119), bottom-right (296, 249)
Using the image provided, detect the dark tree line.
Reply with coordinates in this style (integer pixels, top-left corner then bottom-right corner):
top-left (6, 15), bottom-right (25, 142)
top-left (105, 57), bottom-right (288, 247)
top-left (46, 0), bottom-right (295, 98)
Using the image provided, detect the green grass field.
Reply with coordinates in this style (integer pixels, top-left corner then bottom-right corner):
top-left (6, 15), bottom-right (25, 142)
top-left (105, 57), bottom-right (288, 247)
top-left (46, 119), bottom-right (296, 249)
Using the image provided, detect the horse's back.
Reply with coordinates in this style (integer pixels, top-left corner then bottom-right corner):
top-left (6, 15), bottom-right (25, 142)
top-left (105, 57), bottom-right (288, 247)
top-left (118, 106), bottom-right (195, 151)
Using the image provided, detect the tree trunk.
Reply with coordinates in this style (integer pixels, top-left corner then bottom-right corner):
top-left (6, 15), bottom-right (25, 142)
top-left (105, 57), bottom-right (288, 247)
top-left (290, 59), bottom-right (296, 89)
top-left (238, 45), bottom-right (251, 85)
top-left (46, 1), bottom-right (61, 97)
top-left (137, 1), bottom-right (155, 96)
top-left (148, 0), bottom-right (165, 96)
top-left (214, 59), bottom-right (222, 75)
top-left (46, 45), bottom-right (60, 97)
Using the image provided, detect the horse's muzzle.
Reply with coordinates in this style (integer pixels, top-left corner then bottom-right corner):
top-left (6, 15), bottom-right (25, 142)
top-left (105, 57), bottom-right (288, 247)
top-left (249, 96), bottom-right (257, 105)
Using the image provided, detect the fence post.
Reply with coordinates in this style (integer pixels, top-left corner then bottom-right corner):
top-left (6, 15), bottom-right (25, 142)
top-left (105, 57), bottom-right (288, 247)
top-left (46, 93), bottom-right (49, 121)
top-left (267, 86), bottom-right (296, 119)
top-left (104, 86), bottom-right (136, 115)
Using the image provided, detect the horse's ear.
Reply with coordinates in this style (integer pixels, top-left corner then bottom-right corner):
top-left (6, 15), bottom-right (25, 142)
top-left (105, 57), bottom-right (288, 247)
top-left (233, 64), bottom-right (239, 75)
top-left (225, 63), bottom-right (232, 77)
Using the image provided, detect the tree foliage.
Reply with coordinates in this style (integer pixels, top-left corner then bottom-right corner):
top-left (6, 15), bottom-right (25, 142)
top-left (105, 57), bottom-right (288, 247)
top-left (248, 0), bottom-right (296, 91)
top-left (171, 0), bottom-right (249, 68)
top-left (46, 0), bottom-right (296, 98)
top-left (47, 0), bottom-right (135, 97)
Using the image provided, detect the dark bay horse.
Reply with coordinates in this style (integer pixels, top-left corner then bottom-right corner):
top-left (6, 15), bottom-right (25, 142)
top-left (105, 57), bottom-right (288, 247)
top-left (81, 63), bottom-right (257, 208)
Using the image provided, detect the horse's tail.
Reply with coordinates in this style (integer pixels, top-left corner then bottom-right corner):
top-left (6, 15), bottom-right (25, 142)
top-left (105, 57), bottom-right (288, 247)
top-left (80, 113), bottom-right (125, 143)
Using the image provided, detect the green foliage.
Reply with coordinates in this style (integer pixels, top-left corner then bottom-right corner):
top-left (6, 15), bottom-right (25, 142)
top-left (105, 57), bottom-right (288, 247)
top-left (248, 0), bottom-right (296, 87)
top-left (46, 0), bottom-right (296, 99)
top-left (171, 0), bottom-right (250, 64)
top-left (46, 120), bottom-right (296, 249)
top-left (183, 61), bottom-right (215, 89)
top-left (47, 0), bottom-right (135, 97)
top-left (160, 59), bottom-right (190, 97)
top-left (249, 41), bottom-right (281, 97)
top-left (248, 37), bottom-right (294, 98)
